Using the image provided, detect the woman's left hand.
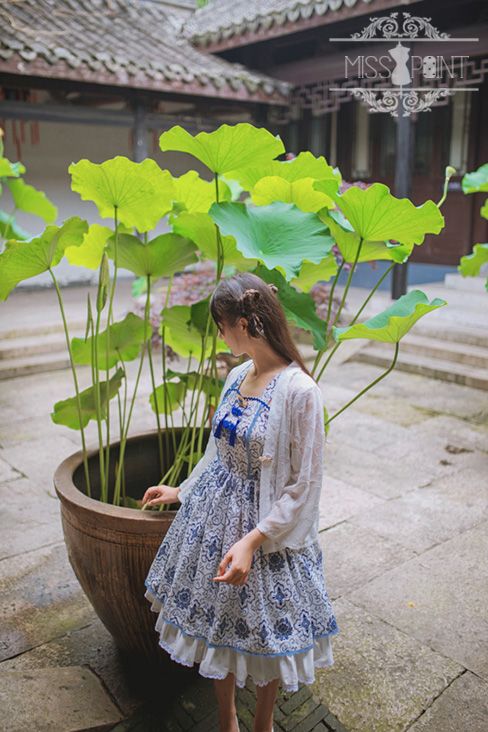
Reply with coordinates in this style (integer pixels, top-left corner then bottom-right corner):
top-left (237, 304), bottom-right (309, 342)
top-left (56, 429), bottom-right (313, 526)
top-left (213, 538), bottom-right (254, 586)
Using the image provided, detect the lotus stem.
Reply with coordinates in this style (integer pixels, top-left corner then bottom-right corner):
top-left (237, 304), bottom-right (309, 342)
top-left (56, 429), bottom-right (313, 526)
top-left (160, 273), bottom-right (176, 468)
top-left (104, 206), bottom-right (119, 497)
top-left (312, 258), bottom-right (345, 376)
top-left (316, 261), bottom-right (396, 382)
top-left (145, 275), bottom-right (164, 474)
top-left (437, 166), bottom-right (456, 209)
top-left (49, 268), bottom-right (91, 496)
top-left (93, 304), bottom-right (106, 500)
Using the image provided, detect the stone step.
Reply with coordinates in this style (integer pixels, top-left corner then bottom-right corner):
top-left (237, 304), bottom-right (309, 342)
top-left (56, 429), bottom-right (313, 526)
top-left (410, 323), bottom-right (488, 349)
top-left (407, 283), bottom-right (487, 309)
top-left (354, 343), bottom-right (488, 390)
top-left (398, 333), bottom-right (488, 369)
top-left (444, 273), bottom-right (487, 293)
top-left (0, 319), bottom-right (87, 341)
top-left (0, 351), bottom-right (72, 380)
top-left (0, 330), bottom-right (84, 360)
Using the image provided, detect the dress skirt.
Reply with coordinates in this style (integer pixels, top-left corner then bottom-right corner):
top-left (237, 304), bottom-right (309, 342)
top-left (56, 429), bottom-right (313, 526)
top-left (144, 363), bottom-right (338, 692)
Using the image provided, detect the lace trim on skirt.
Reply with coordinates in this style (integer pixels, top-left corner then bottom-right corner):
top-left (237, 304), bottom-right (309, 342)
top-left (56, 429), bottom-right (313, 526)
top-left (145, 589), bottom-right (335, 692)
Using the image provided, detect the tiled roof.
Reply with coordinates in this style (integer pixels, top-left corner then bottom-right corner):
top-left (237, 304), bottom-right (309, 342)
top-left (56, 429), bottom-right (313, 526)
top-left (0, 0), bottom-right (291, 103)
top-left (185, 0), bottom-right (378, 46)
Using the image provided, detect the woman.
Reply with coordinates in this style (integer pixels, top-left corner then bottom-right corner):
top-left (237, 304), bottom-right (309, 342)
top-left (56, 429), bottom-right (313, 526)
top-left (143, 272), bottom-right (338, 732)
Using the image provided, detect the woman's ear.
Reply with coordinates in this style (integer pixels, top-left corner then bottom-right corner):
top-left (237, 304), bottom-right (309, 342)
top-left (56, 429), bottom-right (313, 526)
top-left (239, 316), bottom-right (249, 333)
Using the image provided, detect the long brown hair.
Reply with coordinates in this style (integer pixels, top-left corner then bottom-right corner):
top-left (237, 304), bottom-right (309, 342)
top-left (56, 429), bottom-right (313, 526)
top-left (209, 272), bottom-right (314, 380)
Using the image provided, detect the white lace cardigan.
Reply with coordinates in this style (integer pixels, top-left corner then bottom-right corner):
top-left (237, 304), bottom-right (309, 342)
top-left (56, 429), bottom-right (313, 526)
top-left (177, 359), bottom-right (325, 554)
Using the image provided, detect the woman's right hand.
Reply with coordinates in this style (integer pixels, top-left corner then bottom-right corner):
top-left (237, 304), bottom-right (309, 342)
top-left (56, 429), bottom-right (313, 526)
top-left (142, 484), bottom-right (180, 508)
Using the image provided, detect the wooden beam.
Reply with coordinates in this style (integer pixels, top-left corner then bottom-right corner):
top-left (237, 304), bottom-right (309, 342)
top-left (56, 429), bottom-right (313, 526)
top-left (0, 99), bottom-right (220, 132)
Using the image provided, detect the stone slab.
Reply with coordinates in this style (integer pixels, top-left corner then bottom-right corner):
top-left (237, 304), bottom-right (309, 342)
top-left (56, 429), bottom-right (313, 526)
top-left (323, 440), bottom-right (436, 500)
top-left (0, 456), bottom-right (22, 483)
top-left (348, 521), bottom-right (488, 680)
top-left (0, 542), bottom-right (95, 661)
top-left (330, 361), bottom-right (488, 420)
top-left (408, 672), bottom-right (488, 732)
top-left (351, 470), bottom-right (488, 553)
top-left (0, 435), bottom-right (83, 486)
top-left (327, 409), bottom-right (410, 452)
top-left (352, 394), bottom-right (435, 426)
top-left (319, 523), bottom-right (414, 599)
top-left (0, 665), bottom-right (123, 731)
top-left (1, 618), bottom-right (145, 718)
top-left (319, 475), bottom-right (384, 531)
top-left (0, 477), bottom-right (64, 560)
top-left (408, 414), bottom-right (488, 454)
top-left (311, 598), bottom-right (463, 732)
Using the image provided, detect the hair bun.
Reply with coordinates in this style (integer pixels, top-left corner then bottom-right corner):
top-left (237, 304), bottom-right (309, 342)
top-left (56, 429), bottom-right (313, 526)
top-left (267, 284), bottom-right (278, 295)
top-left (240, 288), bottom-right (261, 313)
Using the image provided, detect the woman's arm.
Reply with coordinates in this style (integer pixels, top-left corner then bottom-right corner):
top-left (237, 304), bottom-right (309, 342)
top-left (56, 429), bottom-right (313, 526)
top-left (256, 384), bottom-right (325, 542)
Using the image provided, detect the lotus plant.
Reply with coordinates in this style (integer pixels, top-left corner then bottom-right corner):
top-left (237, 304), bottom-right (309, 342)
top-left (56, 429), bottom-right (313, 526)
top-left (0, 123), bottom-right (450, 507)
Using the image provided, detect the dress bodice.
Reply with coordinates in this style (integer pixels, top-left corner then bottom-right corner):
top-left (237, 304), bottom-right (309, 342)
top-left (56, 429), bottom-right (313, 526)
top-left (212, 362), bottom-right (279, 481)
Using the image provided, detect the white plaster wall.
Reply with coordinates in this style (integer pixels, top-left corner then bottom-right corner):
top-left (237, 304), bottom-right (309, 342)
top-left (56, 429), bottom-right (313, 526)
top-left (2, 118), bottom-right (211, 288)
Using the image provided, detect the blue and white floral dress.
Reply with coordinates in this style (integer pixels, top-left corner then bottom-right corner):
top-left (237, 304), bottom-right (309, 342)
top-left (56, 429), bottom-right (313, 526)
top-left (144, 362), bottom-right (338, 691)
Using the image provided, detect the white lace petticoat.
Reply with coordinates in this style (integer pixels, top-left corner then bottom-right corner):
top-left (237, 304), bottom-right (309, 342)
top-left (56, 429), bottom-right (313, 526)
top-left (145, 588), bottom-right (334, 692)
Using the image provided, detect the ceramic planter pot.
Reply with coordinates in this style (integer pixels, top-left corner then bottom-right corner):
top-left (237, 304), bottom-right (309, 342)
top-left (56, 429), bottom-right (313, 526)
top-left (53, 429), bottom-right (203, 667)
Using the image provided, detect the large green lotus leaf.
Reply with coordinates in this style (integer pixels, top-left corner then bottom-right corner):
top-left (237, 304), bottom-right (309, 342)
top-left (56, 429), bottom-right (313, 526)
top-left (326, 214), bottom-right (413, 263)
top-left (290, 253), bottom-right (338, 291)
top-left (251, 177), bottom-right (335, 212)
top-left (65, 224), bottom-right (113, 269)
top-left (159, 124), bottom-right (284, 175)
top-left (160, 304), bottom-right (214, 359)
top-left (227, 152), bottom-right (341, 191)
top-left (257, 266), bottom-right (327, 350)
top-left (458, 243), bottom-right (488, 290)
top-left (0, 210), bottom-right (31, 240)
top-left (149, 381), bottom-right (186, 414)
top-left (333, 290), bottom-right (447, 344)
top-left (462, 164), bottom-right (488, 194)
top-left (171, 211), bottom-right (257, 270)
top-left (171, 171), bottom-right (231, 213)
top-left (69, 157), bottom-right (173, 231)
top-left (71, 313), bottom-right (146, 368)
top-left (314, 180), bottom-right (444, 245)
top-left (106, 232), bottom-right (198, 277)
top-left (166, 369), bottom-right (225, 407)
top-left (6, 178), bottom-right (57, 223)
top-left (210, 201), bottom-right (333, 281)
top-left (51, 368), bottom-right (124, 429)
top-left (0, 157), bottom-right (26, 177)
top-left (0, 217), bottom-right (87, 300)
top-left (152, 370), bottom-right (225, 413)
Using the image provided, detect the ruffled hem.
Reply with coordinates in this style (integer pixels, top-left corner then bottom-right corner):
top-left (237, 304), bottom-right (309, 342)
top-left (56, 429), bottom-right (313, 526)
top-left (145, 589), bottom-right (335, 692)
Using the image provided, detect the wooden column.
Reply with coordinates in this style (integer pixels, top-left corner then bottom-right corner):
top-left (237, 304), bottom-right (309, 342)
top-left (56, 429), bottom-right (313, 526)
top-left (391, 43), bottom-right (414, 300)
top-left (133, 98), bottom-right (148, 163)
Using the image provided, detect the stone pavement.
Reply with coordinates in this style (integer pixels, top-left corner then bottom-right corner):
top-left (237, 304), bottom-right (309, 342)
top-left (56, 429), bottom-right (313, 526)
top-left (0, 281), bottom-right (487, 731)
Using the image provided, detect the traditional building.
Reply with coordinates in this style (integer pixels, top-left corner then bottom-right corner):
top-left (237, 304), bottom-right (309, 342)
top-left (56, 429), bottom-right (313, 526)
top-left (0, 0), bottom-right (290, 283)
top-left (1, 0), bottom-right (487, 286)
top-left (184, 0), bottom-right (488, 272)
